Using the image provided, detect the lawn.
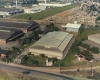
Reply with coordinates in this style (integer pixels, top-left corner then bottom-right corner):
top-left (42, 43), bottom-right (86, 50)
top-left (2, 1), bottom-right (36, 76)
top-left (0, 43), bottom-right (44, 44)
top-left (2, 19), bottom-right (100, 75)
top-left (21, 55), bottom-right (46, 66)
top-left (63, 29), bottom-right (100, 66)
top-left (12, 3), bottom-right (80, 20)
top-left (77, 29), bottom-right (100, 41)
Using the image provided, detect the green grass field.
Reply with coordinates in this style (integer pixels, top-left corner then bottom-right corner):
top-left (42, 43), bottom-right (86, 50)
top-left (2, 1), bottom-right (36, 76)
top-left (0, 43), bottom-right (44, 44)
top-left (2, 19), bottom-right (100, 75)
top-left (22, 55), bottom-right (46, 66)
top-left (63, 29), bottom-right (100, 66)
top-left (12, 3), bottom-right (80, 20)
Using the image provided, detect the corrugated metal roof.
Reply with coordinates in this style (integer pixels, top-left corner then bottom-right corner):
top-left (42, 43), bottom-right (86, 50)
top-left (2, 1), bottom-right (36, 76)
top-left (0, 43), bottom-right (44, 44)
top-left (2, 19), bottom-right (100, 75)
top-left (31, 31), bottom-right (73, 52)
top-left (65, 23), bottom-right (81, 29)
top-left (59, 34), bottom-right (73, 51)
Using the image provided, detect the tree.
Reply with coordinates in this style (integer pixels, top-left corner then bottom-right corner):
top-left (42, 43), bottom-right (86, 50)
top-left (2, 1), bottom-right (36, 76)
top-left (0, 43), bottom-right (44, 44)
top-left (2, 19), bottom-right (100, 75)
top-left (89, 47), bottom-right (100, 54)
top-left (79, 26), bottom-right (85, 33)
top-left (28, 17), bottom-right (32, 23)
top-left (81, 50), bottom-right (93, 61)
top-left (40, 54), bottom-right (45, 58)
top-left (27, 52), bottom-right (31, 55)
top-left (32, 60), bottom-right (39, 65)
top-left (32, 30), bottom-right (39, 40)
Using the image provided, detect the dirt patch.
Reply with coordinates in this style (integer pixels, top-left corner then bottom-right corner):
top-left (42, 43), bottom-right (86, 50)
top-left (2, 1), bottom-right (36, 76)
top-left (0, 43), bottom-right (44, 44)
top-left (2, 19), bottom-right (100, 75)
top-left (0, 70), bottom-right (46, 80)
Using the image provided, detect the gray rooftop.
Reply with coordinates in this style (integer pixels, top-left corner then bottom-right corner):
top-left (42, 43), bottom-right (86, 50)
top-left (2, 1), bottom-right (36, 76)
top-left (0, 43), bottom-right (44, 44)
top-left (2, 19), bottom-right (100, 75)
top-left (0, 27), bottom-right (23, 40)
top-left (0, 8), bottom-right (22, 12)
top-left (31, 31), bottom-right (73, 52)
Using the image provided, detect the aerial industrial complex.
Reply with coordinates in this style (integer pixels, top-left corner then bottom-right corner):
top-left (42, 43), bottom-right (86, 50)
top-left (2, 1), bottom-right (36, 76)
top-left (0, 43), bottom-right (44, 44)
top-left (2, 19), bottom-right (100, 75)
top-left (29, 31), bottom-right (74, 59)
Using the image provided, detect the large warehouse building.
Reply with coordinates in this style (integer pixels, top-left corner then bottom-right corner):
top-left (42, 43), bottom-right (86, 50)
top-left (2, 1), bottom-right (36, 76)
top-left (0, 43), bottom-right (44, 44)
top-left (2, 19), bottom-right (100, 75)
top-left (62, 23), bottom-right (81, 32)
top-left (0, 21), bottom-right (39, 33)
top-left (88, 33), bottom-right (100, 44)
top-left (29, 31), bottom-right (74, 59)
top-left (0, 28), bottom-right (24, 44)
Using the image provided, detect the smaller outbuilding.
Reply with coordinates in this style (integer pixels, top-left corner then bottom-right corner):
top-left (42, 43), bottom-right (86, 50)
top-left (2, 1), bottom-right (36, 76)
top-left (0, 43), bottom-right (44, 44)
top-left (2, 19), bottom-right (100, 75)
top-left (62, 22), bottom-right (81, 32)
top-left (0, 49), bottom-right (10, 57)
top-left (88, 33), bottom-right (100, 44)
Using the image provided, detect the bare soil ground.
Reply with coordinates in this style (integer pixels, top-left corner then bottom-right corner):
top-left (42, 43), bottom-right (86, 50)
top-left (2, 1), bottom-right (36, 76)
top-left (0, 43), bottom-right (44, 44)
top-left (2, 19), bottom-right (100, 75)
top-left (0, 70), bottom-right (46, 80)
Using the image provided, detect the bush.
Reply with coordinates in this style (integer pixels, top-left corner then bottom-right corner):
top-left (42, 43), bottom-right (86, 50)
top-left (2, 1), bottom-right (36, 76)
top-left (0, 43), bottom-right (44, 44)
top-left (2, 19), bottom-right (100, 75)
top-left (27, 52), bottom-right (31, 55)
top-left (81, 50), bottom-right (93, 61)
top-left (40, 54), bottom-right (45, 58)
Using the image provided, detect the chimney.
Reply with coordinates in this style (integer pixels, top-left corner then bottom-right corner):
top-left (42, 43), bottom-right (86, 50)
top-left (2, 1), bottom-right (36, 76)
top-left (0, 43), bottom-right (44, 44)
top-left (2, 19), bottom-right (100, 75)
top-left (16, 0), bottom-right (17, 8)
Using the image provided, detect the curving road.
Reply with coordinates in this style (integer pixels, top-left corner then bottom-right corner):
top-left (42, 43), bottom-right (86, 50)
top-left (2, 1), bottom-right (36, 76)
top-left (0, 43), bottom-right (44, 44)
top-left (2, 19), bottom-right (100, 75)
top-left (0, 63), bottom-right (87, 80)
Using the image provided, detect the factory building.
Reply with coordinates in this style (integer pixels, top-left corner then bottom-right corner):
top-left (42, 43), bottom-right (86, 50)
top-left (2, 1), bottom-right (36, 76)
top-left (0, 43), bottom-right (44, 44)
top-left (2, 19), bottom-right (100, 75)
top-left (38, 2), bottom-right (71, 7)
top-left (24, 5), bottom-right (45, 13)
top-left (29, 31), bottom-right (74, 59)
top-left (0, 21), bottom-right (39, 33)
top-left (0, 28), bottom-right (24, 44)
top-left (0, 8), bottom-right (23, 17)
top-left (88, 33), bottom-right (100, 44)
top-left (62, 22), bottom-right (81, 32)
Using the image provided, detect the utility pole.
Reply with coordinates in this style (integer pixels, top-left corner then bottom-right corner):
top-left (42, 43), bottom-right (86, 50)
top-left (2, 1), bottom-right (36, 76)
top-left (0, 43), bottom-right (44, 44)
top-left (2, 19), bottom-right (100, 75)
top-left (59, 63), bottom-right (61, 73)
top-left (90, 65), bottom-right (93, 76)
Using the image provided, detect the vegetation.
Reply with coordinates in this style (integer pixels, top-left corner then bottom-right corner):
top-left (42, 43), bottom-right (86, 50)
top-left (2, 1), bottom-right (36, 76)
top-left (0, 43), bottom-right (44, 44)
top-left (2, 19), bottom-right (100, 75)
top-left (62, 28), bottom-right (100, 66)
top-left (46, 22), bottom-right (60, 32)
top-left (12, 3), bottom-right (80, 20)
top-left (21, 55), bottom-right (46, 66)
top-left (81, 50), bottom-right (93, 61)
top-left (96, 16), bottom-right (100, 21)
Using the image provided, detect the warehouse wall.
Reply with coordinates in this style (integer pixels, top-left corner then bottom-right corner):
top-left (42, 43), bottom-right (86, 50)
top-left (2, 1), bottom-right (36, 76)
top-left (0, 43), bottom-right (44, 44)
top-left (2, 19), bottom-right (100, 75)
top-left (66, 27), bottom-right (79, 32)
top-left (29, 48), bottom-right (62, 59)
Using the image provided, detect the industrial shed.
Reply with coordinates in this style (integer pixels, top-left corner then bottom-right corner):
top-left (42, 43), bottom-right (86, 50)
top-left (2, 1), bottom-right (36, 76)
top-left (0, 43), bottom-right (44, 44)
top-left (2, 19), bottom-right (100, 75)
top-left (0, 49), bottom-right (10, 57)
top-left (62, 23), bottom-right (81, 32)
top-left (29, 31), bottom-right (74, 59)
top-left (0, 21), bottom-right (39, 33)
top-left (0, 8), bottom-right (23, 17)
top-left (88, 33), bottom-right (100, 44)
top-left (0, 28), bottom-right (24, 44)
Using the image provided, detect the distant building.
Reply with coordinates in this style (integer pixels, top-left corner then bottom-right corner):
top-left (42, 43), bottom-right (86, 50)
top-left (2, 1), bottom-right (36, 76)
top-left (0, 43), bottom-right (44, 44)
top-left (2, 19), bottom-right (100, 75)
top-left (24, 5), bottom-right (45, 13)
top-left (0, 21), bottom-right (39, 33)
top-left (62, 22), bottom-right (81, 32)
top-left (0, 8), bottom-right (23, 17)
top-left (29, 31), bottom-right (74, 59)
top-left (88, 33), bottom-right (100, 44)
top-left (39, 2), bottom-right (71, 7)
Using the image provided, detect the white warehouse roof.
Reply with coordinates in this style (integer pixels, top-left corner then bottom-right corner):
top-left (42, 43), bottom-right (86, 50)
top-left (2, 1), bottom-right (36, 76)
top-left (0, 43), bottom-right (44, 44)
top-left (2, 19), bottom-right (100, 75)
top-left (31, 31), bottom-right (73, 52)
top-left (64, 23), bottom-right (81, 29)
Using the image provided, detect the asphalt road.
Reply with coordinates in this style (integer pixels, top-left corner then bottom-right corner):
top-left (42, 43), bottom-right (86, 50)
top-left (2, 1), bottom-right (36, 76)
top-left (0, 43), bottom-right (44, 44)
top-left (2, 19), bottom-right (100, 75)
top-left (0, 63), bottom-right (87, 80)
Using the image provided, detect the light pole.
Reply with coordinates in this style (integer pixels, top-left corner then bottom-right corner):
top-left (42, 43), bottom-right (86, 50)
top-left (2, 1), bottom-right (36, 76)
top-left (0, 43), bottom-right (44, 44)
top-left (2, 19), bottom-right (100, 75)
top-left (59, 63), bottom-right (61, 73)
top-left (90, 65), bottom-right (93, 76)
